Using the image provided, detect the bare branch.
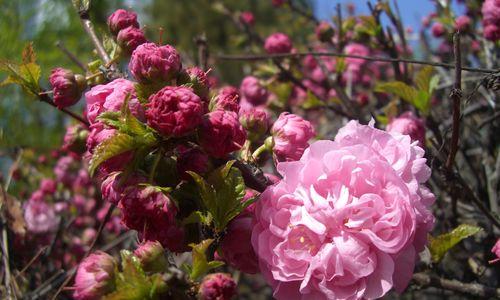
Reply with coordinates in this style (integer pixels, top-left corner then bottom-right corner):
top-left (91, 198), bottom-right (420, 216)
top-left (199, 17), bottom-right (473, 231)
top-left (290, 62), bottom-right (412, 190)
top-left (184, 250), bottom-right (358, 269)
top-left (446, 33), bottom-right (462, 171)
top-left (412, 272), bottom-right (500, 298)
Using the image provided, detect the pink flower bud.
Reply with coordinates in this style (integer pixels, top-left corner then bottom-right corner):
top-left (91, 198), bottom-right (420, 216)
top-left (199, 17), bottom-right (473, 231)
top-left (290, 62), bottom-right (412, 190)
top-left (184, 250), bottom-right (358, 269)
top-left (54, 155), bottom-right (78, 187)
top-left (220, 210), bottom-right (259, 274)
top-left (271, 112), bottom-right (315, 162)
top-left (134, 241), bottom-right (168, 273)
top-left (146, 86), bottom-right (204, 137)
top-left (199, 110), bottom-right (247, 158)
top-left (431, 22), bottom-right (446, 37)
top-left (107, 9), bottom-right (139, 36)
top-left (484, 24), bottom-right (500, 41)
top-left (199, 273), bottom-right (237, 300)
top-left (239, 107), bottom-right (269, 140)
top-left (264, 32), bottom-right (293, 54)
top-left (40, 179), bottom-right (57, 194)
top-left (239, 11), bottom-right (255, 26)
top-left (240, 76), bottom-right (268, 106)
top-left (73, 251), bottom-right (116, 300)
top-left (129, 43), bottom-right (181, 83)
top-left (23, 199), bottom-right (59, 234)
top-left (185, 66), bottom-right (210, 98)
top-left (117, 26), bottom-right (147, 55)
top-left (100, 172), bottom-right (146, 205)
top-left (315, 21), bottom-right (335, 43)
top-left (490, 239), bottom-right (500, 264)
top-left (387, 111), bottom-right (426, 147)
top-left (120, 186), bottom-right (185, 252)
top-left (49, 68), bottom-right (86, 108)
top-left (214, 86), bottom-right (240, 112)
top-left (454, 15), bottom-right (471, 32)
top-left (176, 145), bottom-right (209, 179)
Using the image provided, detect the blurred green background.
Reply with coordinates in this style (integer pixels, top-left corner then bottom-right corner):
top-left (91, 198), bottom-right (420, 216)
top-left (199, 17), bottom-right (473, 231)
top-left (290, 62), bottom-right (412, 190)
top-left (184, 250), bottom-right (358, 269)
top-left (0, 0), bottom-right (314, 151)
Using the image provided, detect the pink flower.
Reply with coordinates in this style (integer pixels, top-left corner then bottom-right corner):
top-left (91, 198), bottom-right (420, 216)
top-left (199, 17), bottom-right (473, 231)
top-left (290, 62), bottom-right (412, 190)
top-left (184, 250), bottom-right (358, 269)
top-left (264, 32), bottom-right (293, 54)
top-left (240, 11), bottom-right (255, 26)
top-left (252, 121), bottom-right (434, 299)
top-left (49, 68), bottom-right (86, 108)
top-left (85, 78), bottom-right (144, 124)
top-left (214, 86), bottom-right (240, 112)
top-left (146, 86), bottom-right (204, 137)
top-left (272, 0), bottom-right (285, 7)
top-left (199, 273), bottom-right (237, 300)
top-left (490, 239), bottom-right (500, 264)
top-left (482, 0), bottom-right (500, 27)
top-left (73, 251), bottom-right (116, 300)
top-left (54, 155), bottom-right (78, 186)
top-left (184, 66), bottom-right (210, 98)
top-left (107, 9), bottom-right (139, 36)
top-left (119, 186), bottom-right (185, 252)
top-left (199, 110), bottom-right (247, 158)
top-left (484, 24), bottom-right (500, 41)
top-left (129, 42), bottom-right (181, 83)
top-left (240, 76), bottom-right (269, 106)
top-left (40, 179), bottom-right (57, 194)
top-left (387, 112), bottom-right (426, 147)
top-left (271, 112), bottom-right (315, 162)
top-left (24, 199), bottom-right (59, 234)
top-left (117, 26), bottom-right (147, 54)
top-left (100, 172), bottom-right (146, 204)
top-left (176, 145), bottom-right (209, 179)
top-left (344, 43), bottom-right (369, 68)
top-left (134, 241), bottom-right (168, 273)
top-left (431, 22), bottom-right (446, 37)
top-left (220, 208), bottom-right (259, 274)
top-left (454, 15), bottom-right (471, 31)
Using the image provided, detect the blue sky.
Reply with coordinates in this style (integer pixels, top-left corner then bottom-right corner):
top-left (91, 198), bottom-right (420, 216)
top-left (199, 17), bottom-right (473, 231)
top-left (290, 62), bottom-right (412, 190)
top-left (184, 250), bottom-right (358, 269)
top-left (312, 0), bottom-right (465, 31)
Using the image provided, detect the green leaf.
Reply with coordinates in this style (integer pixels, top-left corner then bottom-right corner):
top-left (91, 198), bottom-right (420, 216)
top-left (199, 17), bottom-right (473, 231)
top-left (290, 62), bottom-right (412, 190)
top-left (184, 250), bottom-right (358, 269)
top-left (72, 0), bottom-right (91, 12)
top-left (428, 75), bottom-right (440, 95)
top-left (301, 90), bottom-right (325, 110)
top-left (187, 171), bottom-right (218, 216)
top-left (104, 250), bottom-right (167, 300)
top-left (89, 133), bottom-right (137, 176)
top-left (429, 224), bottom-right (482, 263)
top-left (134, 83), bottom-right (165, 104)
top-left (182, 210), bottom-right (212, 226)
top-left (375, 81), bottom-right (418, 104)
top-left (22, 43), bottom-right (37, 64)
top-left (415, 66), bottom-right (434, 93)
top-left (414, 90), bottom-right (430, 115)
top-left (189, 239), bottom-right (223, 280)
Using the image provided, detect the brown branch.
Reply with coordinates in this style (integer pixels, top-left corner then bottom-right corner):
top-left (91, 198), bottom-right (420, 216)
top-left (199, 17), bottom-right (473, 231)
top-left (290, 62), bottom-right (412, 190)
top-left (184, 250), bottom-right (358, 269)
top-left (195, 34), bottom-right (209, 71)
top-left (51, 204), bottom-right (116, 300)
top-left (38, 93), bottom-right (89, 127)
top-left (55, 41), bottom-right (87, 71)
top-left (14, 246), bottom-right (48, 279)
top-left (216, 51), bottom-right (497, 74)
top-left (0, 177), bottom-right (14, 299)
top-left (446, 33), bottom-right (462, 171)
top-left (232, 159), bottom-right (269, 193)
top-left (412, 272), bottom-right (500, 298)
top-left (77, 12), bottom-right (111, 65)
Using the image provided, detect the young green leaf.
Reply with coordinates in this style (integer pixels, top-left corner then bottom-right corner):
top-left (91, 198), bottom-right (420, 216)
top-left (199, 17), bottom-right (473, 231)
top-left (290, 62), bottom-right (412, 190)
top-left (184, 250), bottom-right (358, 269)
top-left (189, 239), bottom-right (223, 280)
top-left (375, 81), bottom-right (418, 104)
top-left (415, 66), bottom-right (434, 93)
top-left (429, 224), bottom-right (482, 263)
top-left (89, 133), bottom-right (137, 176)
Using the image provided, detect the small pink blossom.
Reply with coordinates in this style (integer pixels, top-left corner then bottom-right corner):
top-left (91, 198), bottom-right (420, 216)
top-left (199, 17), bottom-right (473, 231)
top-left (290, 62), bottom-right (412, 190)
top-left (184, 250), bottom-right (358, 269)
top-left (199, 110), bottom-right (247, 158)
top-left (134, 241), bottom-right (168, 273)
top-left (107, 9), bottom-right (139, 36)
top-left (240, 11), bottom-right (255, 26)
top-left (215, 86), bottom-right (240, 112)
top-left (454, 15), bottom-right (471, 31)
top-left (73, 251), bottom-right (116, 300)
top-left (146, 86), bottom-right (204, 137)
top-left (271, 112), bottom-right (315, 162)
top-left (129, 42), bottom-right (182, 83)
top-left (431, 22), bottom-right (446, 37)
top-left (176, 145), bottom-right (209, 179)
top-left (315, 21), bottom-right (335, 43)
top-left (117, 26), bottom-right (147, 54)
top-left (387, 112), bottom-right (426, 147)
top-left (490, 239), bottom-right (500, 264)
top-left (49, 68), bottom-right (85, 108)
top-left (24, 199), bottom-right (59, 234)
top-left (240, 76), bottom-right (269, 106)
top-left (199, 273), bottom-right (237, 300)
top-left (40, 179), bottom-right (57, 194)
top-left (264, 32), bottom-right (293, 54)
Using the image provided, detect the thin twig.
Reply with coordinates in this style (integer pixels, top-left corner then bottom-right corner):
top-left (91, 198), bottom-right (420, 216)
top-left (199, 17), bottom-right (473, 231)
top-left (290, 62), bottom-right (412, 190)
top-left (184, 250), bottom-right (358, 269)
top-left (478, 111), bottom-right (500, 129)
top-left (412, 272), bottom-right (500, 298)
top-left (50, 204), bottom-right (116, 300)
top-left (77, 11), bottom-right (111, 65)
top-left (195, 35), bottom-right (209, 71)
top-left (38, 93), bottom-right (89, 127)
top-left (446, 33), bottom-right (462, 171)
top-left (55, 41), bottom-right (87, 71)
top-left (0, 178), bottom-right (13, 299)
top-left (15, 246), bottom-right (48, 279)
top-left (216, 51), bottom-right (497, 73)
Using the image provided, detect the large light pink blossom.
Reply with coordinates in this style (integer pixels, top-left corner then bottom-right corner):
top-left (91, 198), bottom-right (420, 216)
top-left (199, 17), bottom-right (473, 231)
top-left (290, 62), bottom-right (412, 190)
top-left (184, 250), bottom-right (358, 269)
top-left (252, 121), bottom-right (434, 300)
top-left (84, 78), bottom-right (144, 124)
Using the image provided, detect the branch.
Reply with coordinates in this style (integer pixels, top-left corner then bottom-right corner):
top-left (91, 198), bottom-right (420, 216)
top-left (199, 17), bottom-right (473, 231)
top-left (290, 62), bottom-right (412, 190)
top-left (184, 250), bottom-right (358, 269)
top-left (38, 93), bottom-right (89, 127)
top-left (55, 41), bottom-right (87, 71)
top-left (77, 11), bottom-right (111, 65)
top-left (446, 33), bottom-right (462, 171)
top-left (216, 51), bottom-right (497, 74)
top-left (412, 272), bottom-right (500, 298)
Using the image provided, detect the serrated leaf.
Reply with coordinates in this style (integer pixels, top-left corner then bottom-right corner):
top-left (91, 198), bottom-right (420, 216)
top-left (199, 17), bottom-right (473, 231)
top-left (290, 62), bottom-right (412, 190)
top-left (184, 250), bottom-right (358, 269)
top-left (414, 90), bottom-right (430, 115)
top-left (182, 210), bottom-right (212, 226)
top-left (429, 75), bottom-right (440, 95)
top-left (302, 90), bottom-right (325, 109)
top-left (189, 239), bottom-right (223, 280)
top-left (89, 133), bottom-right (137, 176)
top-left (375, 81), bottom-right (418, 104)
top-left (188, 171), bottom-right (218, 215)
top-left (415, 66), bottom-right (434, 93)
top-left (429, 224), bottom-right (482, 263)
top-left (19, 63), bottom-right (41, 92)
top-left (336, 57), bottom-right (346, 73)
top-left (22, 43), bottom-right (37, 64)
top-left (134, 83), bottom-right (164, 104)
